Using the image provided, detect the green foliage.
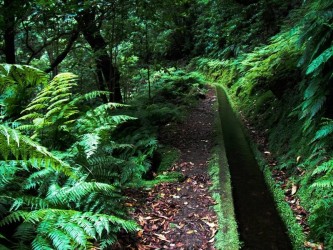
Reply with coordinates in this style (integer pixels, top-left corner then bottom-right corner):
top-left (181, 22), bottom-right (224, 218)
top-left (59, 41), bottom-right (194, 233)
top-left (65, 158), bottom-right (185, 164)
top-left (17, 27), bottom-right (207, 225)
top-left (0, 64), bottom-right (142, 249)
top-left (18, 72), bottom-right (80, 148)
top-left (0, 62), bottom-right (206, 248)
top-left (194, 1), bottom-right (333, 246)
top-left (0, 123), bottom-right (138, 249)
top-left (0, 64), bottom-right (48, 121)
top-left (297, 0), bottom-right (333, 124)
top-left (1, 209), bottom-right (137, 250)
top-left (193, 0), bottom-right (300, 58)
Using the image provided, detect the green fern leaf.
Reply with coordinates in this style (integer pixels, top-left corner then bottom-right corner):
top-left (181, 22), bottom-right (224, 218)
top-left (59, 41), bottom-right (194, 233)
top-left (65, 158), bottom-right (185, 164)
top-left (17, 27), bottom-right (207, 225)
top-left (47, 98), bottom-right (70, 111)
top-left (312, 159), bottom-right (333, 175)
top-left (311, 178), bottom-right (333, 189)
top-left (314, 123), bottom-right (333, 141)
top-left (306, 45), bottom-right (333, 75)
top-left (32, 235), bottom-right (54, 250)
top-left (58, 222), bottom-right (88, 247)
top-left (49, 93), bottom-right (72, 103)
top-left (47, 229), bottom-right (71, 250)
top-left (46, 182), bottom-right (117, 205)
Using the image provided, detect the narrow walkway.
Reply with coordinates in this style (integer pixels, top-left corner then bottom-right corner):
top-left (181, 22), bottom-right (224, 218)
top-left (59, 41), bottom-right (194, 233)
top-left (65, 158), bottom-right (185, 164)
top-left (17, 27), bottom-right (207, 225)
top-left (217, 87), bottom-right (292, 250)
top-left (118, 89), bottom-right (219, 249)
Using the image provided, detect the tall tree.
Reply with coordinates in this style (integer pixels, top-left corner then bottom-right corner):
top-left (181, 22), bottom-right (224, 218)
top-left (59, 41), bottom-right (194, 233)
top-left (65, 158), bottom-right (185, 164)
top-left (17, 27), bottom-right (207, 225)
top-left (76, 7), bottom-right (122, 103)
top-left (2, 0), bottom-right (21, 63)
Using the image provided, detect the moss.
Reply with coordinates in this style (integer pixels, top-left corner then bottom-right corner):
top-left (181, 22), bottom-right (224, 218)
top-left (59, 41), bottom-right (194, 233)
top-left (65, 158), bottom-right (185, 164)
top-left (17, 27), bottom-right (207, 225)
top-left (216, 85), bottom-right (306, 249)
top-left (157, 146), bottom-right (181, 173)
top-left (209, 94), bottom-right (240, 250)
top-left (254, 90), bottom-right (276, 113)
top-left (234, 98), bottom-right (307, 249)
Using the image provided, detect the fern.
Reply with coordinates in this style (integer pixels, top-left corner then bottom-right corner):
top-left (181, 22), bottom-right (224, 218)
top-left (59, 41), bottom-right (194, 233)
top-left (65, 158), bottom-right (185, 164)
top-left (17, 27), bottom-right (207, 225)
top-left (46, 182), bottom-right (117, 206)
top-left (298, 0), bottom-right (333, 125)
top-left (306, 45), bottom-right (333, 75)
top-left (0, 64), bottom-right (48, 121)
top-left (313, 118), bottom-right (333, 142)
top-left (0, 209), bottom-right (138, 250)
top-left (0, 125), bottom-right (73, 174)
top-left (1, 66), bottom-right (147, 248)
top-left (17, 73), bottom-right (79, 149)
top-left (0, 123), bottom-right (137, 248)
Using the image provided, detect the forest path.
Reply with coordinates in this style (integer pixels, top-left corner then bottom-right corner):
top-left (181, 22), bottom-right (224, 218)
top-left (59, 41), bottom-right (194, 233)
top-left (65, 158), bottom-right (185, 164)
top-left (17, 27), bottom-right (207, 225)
top-left (116, 89), bottom-right (219, 249)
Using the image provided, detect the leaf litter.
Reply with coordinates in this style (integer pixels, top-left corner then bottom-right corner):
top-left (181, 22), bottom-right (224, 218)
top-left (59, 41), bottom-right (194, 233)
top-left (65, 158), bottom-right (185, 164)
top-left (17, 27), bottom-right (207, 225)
top-left (112, 89), bottom-right (219, 249)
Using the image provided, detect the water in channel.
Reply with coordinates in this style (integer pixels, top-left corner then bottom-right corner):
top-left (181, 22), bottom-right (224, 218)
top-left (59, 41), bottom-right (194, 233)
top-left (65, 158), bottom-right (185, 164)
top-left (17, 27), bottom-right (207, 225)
top-left (216, 87), bottom-right (292, 250)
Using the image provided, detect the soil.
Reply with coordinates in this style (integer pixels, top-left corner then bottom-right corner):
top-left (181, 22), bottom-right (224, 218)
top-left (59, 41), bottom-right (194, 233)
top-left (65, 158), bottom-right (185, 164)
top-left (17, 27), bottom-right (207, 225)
top-left (113, 89), bottom-right (219, 249)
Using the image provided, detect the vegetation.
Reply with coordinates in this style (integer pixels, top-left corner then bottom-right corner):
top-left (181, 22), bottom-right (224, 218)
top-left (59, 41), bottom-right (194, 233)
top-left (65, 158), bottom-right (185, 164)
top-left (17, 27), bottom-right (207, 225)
top-left (209, 103), bottom-right (240, 249)
top-left (193, 0), bottom-right (333, 247)
top-left (1, 0), bottom-right (333, 248)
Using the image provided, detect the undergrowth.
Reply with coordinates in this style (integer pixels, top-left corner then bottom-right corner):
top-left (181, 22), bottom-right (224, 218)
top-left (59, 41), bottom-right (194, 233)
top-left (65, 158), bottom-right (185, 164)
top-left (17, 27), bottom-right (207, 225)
top-left (192, 0), bottom-right (333, 247)
top-left (0, 64), bottom-right (206, 249)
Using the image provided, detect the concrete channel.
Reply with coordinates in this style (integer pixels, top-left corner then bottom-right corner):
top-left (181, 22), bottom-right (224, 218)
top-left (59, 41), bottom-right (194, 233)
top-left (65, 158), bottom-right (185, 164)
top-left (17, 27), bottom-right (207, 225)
top-left (216, 86), bottom-right (292, 250)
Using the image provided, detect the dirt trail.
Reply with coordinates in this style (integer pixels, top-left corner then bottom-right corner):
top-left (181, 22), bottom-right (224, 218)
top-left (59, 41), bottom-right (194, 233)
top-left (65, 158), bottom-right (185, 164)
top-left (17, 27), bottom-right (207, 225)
top-left (116, 89), bottom-right (219, 249)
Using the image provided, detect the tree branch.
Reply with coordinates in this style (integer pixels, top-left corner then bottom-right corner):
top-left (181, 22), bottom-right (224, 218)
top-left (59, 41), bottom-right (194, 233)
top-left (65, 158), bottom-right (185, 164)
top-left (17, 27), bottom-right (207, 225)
top-left (26, 30), bottom-right (75, 64)
top-left (45, 30), bottom-right (79, 73)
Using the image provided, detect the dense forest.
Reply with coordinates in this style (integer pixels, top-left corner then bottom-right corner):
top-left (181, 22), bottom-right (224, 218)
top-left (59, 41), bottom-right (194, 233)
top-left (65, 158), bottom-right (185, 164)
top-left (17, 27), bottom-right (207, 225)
top-left (0, 0), bottom-right (332, 249)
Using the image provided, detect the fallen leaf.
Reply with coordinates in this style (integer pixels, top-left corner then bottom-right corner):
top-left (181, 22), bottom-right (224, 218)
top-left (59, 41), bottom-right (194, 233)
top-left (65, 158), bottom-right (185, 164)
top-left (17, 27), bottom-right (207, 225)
top-left (137, 230), bottom-right (143, 238)
top-left (176, 242), bottom-right (184, 247)
top-left (202, 220), bottom-right (217, 228)
top-left (291, 184), bottom-right (298, 195)
top-left (154, 233), bottom-right (170, 242)
top-left (186, 230), bottom-right (197, 234)
top-left (304, 241), bottom-right (324, 249)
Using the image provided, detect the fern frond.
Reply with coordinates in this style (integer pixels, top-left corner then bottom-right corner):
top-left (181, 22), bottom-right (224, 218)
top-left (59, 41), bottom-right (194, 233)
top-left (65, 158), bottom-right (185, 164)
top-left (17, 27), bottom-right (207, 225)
top-left (11, 196), bottom-right (49, 211)
top-left (47, 99), bottom-right (70, 111)
top-left (87, 156), bottom-right (126, 169)
top-left (71, 90), bottom-right (111, 104)
top-left (311, 178), bottom-right (333, 189)
top-left (312, 159), bottom-right (333, 175)
top-left (306, 45), bottom-right (333, 75)
top-left (32, 235), bottom-right (54, 250)
top-left (47, 229), bottom-right (72, 250)
top-left (45, 107), bottom-right (62, 118)
top-left (0, 64), bottom-right (48, 88)
top-left (0, 161), bottom-right (19, 186)
top-left (58, 221), bottom-right (88, 247)
top-left (79, 133), bottom-right (100, 158)
top-left (46, 182), bottom-right (117, 206)
top-left (313, 119), bottom-right (333, 141)
top-left (13, 222), bottom-right (36, 243)
top-left (17, 113), bottom-right (43, 121)
top-left (0, 125), bottom-right (76, 178)
top-left (1, 209), bottom-right (138, 250)
top-left (22, 103), bottom-right (48, 112)
top-left (49, 93), bottom-right (72, 104)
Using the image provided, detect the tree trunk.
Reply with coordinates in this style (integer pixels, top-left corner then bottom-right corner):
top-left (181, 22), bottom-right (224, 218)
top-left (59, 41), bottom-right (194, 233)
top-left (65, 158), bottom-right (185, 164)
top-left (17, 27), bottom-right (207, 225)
top-left (3, 0), bottom-right (16, 64)
top-left (76, 9), bottom-right (122, 103)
